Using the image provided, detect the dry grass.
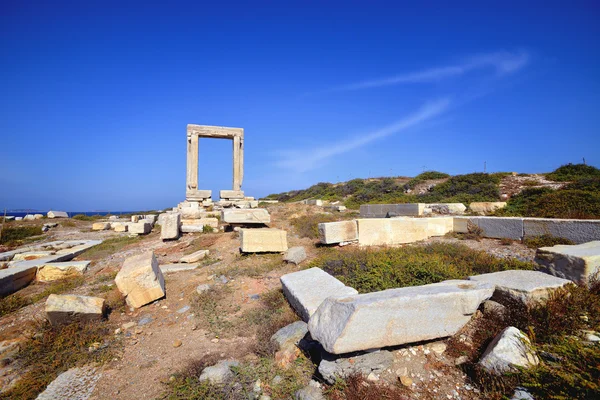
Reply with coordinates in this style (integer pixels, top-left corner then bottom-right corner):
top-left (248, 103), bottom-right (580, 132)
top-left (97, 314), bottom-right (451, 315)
top-left (326, 374), bottom-right (410, 400)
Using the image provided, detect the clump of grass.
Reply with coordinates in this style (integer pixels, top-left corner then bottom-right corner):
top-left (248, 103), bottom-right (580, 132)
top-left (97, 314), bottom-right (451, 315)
top-left (80, 235), bottom-right (142, 260)
top-left (0, 225), bottom-right (43, 246)
top-left (0, 294), bottom-right (31, 317)
top-left (30, 276), bottom-right (86, 303)
top-left (191, 286), bottom-right (237, 337)
top-left (225, 254), bottom-right (283, 278)
top-left (327, 374), bottom-right (409, 400)
top-left (60, 220), bottom-right (77, 227)
top-left (546, 163), bottom-right (600, 182)
top-left (103, 286), bottom-right (126, 313)
top-left (202, 225), bottom-right (214, 233)
top-left (0, 321), bottom-right (115, 400)
top-left (290, 213), bottom-right (339, 239)
top-left (310, 243), bottom-right (535, 293)
top-left (71, 214), bottom-right (104, 221)
top-left (523, 234), bottom-right (574, 249)
top-left (405, 170), bottom-right (450, 189)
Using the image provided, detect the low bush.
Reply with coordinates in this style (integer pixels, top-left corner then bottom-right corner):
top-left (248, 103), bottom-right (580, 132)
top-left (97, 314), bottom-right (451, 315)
top-left (546, 163), bottom-right (600, 182)
top-left (523, 234), bottom-right (574, 249)
top-left (310, 243), bottom-right (535, 293)
top-left (290, 213), bottom-right (340, 239)
top-left (0, 225), bottom-right (43, 246)
top-left (0, 294), bottom-right (30, 317)
top-left (418, 173), bottom-right (501, 204)
top-left (327, 374), bottom-right (409, 400)
top-left (405, 170), bottom-right (449, 189)
top-left (71, 214), bottom-right (103, 221)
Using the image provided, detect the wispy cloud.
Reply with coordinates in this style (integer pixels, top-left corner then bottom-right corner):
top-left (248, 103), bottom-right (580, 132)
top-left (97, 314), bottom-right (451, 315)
top-left (327, 50), bottom-right (530, 92)
top-left (275, 98), bottom-right (451, 172)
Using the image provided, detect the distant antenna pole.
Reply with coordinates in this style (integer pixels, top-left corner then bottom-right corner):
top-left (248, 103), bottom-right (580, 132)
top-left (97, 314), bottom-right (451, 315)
top-left (484, 161), bottom-right (487, 173)
top-left (0, 208), bottom-right (6, 243)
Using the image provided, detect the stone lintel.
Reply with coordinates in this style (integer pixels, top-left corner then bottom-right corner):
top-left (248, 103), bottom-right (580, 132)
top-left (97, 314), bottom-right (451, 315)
top-left (187, 124), bottom-right (243, 139)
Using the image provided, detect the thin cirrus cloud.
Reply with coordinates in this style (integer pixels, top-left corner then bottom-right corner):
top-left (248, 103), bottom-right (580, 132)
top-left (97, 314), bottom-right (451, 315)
top-left (275, 98), bottom-right (451, 172)
top-left (326, 50), bottom-right (530, 92)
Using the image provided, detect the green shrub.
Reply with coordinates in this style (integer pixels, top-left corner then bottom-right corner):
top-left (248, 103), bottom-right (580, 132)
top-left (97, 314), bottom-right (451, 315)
top-left (290, 213), bottom-right (340, 239)
top-left (546, 163), bottom-right (600, 182)
top-left (418, 173), bottom-right (501, 204)
top-left (523, 235), bottom-right (574, 249)
top-left (0, 225), bottom-right (43, 246)
top-left (72, 214), bottom-right (103, 221)
top-left (564, 177), bottom-right (600, 192)
top-left (405, 170), bottom-right (450, 189)
top-left (0, 294), bottom-right (31, 317)
top-left (310, 243), bottom-right (535, 293)
top-left (496, 187), bottom-right (555, 217)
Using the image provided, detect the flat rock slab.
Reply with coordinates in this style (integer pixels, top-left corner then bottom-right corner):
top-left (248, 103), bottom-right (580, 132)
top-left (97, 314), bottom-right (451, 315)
top-left (161, 212), bottom-right (181, 240)
top-left (13, 251), bottom-right (55, 261)
top-left (0, 265), bottom-right (38, 296)
top-left (523, 218), bottom-right (600, 244)
top-left (47, 211), bottom-right (69, 218)
top-left (360, 203), bottom-right (425, 218)
top-left (281, 267), bottom-right (358, 322)
top-left (308, 280), bottom-right (494, 354)
top-left (469, 202), bottom-right (507, 215)
top-left (535, 241), bottom-right (600, 283)
top-left (92, 222), bottom-right (110, 231)
top-left (318, 220), bottom-right (358, 244)
top-left (37, 261), bottom-right (91, 282)
top-left (180, 250), bottom-right (209, 263)
top-left (160, 263), bottom-right (200, 273)
top-left (222, 208), bottom-right (270, 224)
top-left (469, 270), bottom-right (571, 304)
top-left (239, 228), bottom-right (287, 253)
top-left (36, 365), bottom-right (101, 400)
top-left (479, 327), bottom-right (539, 374)
top-left (424, 217), bottom-right (454, 237)
top-left (319, 350), bottom-right (394, 384)
top-left (115, 252), bottom-right (165, 308)
top-left (476, 217), bottom-right (524, 240)
top-left (357, 218), bottom-right (429, 246)
top-left (45, 294), bottom-right (105, 325)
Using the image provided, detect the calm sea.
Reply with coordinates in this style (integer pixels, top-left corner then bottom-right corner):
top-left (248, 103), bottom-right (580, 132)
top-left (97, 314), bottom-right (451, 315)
top-left (4, 211), bottom-right (141, 218)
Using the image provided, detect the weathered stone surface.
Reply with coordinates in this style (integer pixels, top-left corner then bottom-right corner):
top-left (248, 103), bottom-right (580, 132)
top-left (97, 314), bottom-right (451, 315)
top-left (129, 222), bottom-right (151, 235)
top-left (15, 216), bottom-right (23, 221)
top-left (36, 365), bottom-right (101, 400)
top-left (305, 199), bottom-right (323, 206)
top-left (309, 280), bottom-right (494, 354)
top-left (131, 215), bottom-right (139, 223)
top-left (0, 265), bottom-right (38, 296)
top-left (92, 222), bottom-right (110, 231)
top-left (181, 225), bottom-right (209, 233)
top-left (524, 218), bottom-right (600, 244)
top-left (357, 218), bottom-right (429, 246)
top-left (159, 263), bottom-right (199, 273)
top-left (271, 321), bottom-right (308, 368)
top-left (479, 327), bottom-right (538, 374)
top-left (181, 217), bottom-right (218, 228)
top-left (23, 214), bottom-right (35, 220)
top-left (109, 215), bottom-right (119, 221)
top-left (186, 189), bottom-right (212, 201)
top-left (469, 270), bottom-right (571, 305)
top-left (47, 210), bottom-right (69, 218)
top-left (281, 267), bottom-right (358, 321)
top-left (424, 203), bottom-right (467, 215)
top-left (222, 208), bottom-right (270, 224)
top-left (469, 202), bottom-right (507, 215)
top-left (476, 217), bottom-right (524, 240)
top-left (424, 217), bottom-right (454, 236)
top-left (284, 247), bottom-right (307, 265)
top-left (114, 223), bottom-right (128, 232)
top-left (535, 241), bottom-right (600, 283)
top-left (115, 252), bottom-right (165, 308)
top-left (220, 190), bottom-right (245, 199)
top-left (360, 203), bottom-right (425, 218)
top-left (161, 213), bottom-right (180, 240)
top-left (37, 261), bottom-right (91, 282)
top-left (318, 350), bottom-right (394, 384)
top-left (453, 216), bottom-right (474, 233)
top-left (198, 360), bottom-right (240, 384)
top-left (240, 228), bottom-right (287, 253)
top-left (45, 294), bottom-right (105, 325)
top-left (294, 381), bottom-right (326, 400)
top-left (3, 216), bottom-right (15, 221)
top-left (318, 220), bottom-right (358, 244)
top-left (180, 250), bottom-right (209, 263)
top-left (13, 251), bottom-right (55, 261)
top-left (34, 214), bottom-right (44, 220)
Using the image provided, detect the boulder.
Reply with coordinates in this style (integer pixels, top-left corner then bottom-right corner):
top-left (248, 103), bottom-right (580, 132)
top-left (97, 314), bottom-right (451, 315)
top-left (180, 250), bottom-right (209, 263)
top-left (535, 241), bottom-right (600, 283)
top-left (47, 211), bottom-right (69, 218)
top-left (129, 222), bottom-right (152, 235)
top-left (284, 247), bottom-right (307, 265)
top-left (37, 261), bottom-right (91, 282)
top-left (115, 252), bottom-right (165, 308)
top-left (280, 267), bottom-right (358, 321)
top-left (271, 321), bottom-right (308, 368)
top-left (92, 222), bottom-right (110, 231)
top-left (239, 228), bottom-right (287, 253)
top-left (34, 214), bottom-right (44, 220)
top-left (469, 202), bottom-right (507, 215)
top-left (198, 360), bottom-right (240, 384)
top-left (45, 294), bottom-right (105, 325)
top-left (160, 212), bottom-right (181, 240)
top-left (479, 327), bottom-right (539, 374)
top-left (318, 350), bottom-right (394, 384)
top-left (221, 208), bottom-right (270, 224)
top-left (308, 280), bottom-right (494, 354)
top-left (469, 270), bottom-right (572, 305)
top-left (357, 218), bottom-right (429, 246)
top-left (318, 220), bottom-right (358, 244)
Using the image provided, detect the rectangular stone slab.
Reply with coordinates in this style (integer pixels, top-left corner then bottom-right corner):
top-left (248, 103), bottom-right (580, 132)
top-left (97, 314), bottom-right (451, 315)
top-left (180, 250), bottom-right (209, 263)
top-left (239, 228), bottom-right (287, 253)
top-left (47, 211), bottom-right (69, 218)
top-left (360, 203), bottom-right (425, 218)
top-left (115, 252), bottom-right (165, 308)
top-left (535, 241), bottom-right (600, 283)
top-left (0, 265), bottom-right (38, 297)
top-left (220, 190), bottom-right (245, 199)
top-left (160, 213), bottom-right (180, 240)
top-left (222, 208), bottom-right (270, 224)
top-left (159, 263), bottom-right (199, 273)
top-left (424, 217), bottom-right (454, 237)
top-left (45, 294), bottom-right (105, 325)
top-left (37, 261), bottom-right (91, 282)
top-left (476, 217), bottom-right (524, 240)
top-left (469, 270), bottom-right (571, 304)
top-left (318, 220), bottom-right (358, 244)
top-left (524, 218), bottom-right (600, 244)
top-left (281, 267), bottom-right (358, 322)
top-left (308, 280), bottom-right (494, 354)
top-left (357, 218), bottom-right (429, 246)
top-left (129, 222), bottom-right (152, 235)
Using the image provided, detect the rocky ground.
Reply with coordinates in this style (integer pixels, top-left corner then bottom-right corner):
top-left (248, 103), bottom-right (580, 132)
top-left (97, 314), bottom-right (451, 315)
top-left (0, 203), bottom-right (589, 399)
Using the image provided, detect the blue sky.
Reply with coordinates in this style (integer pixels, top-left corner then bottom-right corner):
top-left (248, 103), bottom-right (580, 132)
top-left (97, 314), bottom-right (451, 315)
top-left (1, 1), bottom-right (599, 211)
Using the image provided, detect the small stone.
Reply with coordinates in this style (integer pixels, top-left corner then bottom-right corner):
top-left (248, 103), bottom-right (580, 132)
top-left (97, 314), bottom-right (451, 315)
top-left (400, 375), bottom-right (413, 387)
top-left (138, 316), bottom-right (153, 326)
top-left (211, 338), bottom-right (219, 343)
top-left (173, 339), bottom-right (182, 348)
top-left (122, 322), bottom-right (136, 330)
top-left (366, 372), bottom-right (379, 381)
top-left (429, 342), bottom-right (447, 355)
top-left (196, 284), bottom-right (211, 294)
top-left (198, 359), bottom-right (240, 384)
top-left (177, 305), bottom-right (190, 314)
top-left (114, 328), bottom-right (122, 335)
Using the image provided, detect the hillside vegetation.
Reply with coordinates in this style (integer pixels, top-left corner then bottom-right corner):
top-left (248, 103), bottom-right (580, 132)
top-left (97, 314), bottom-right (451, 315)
top-left (266, 164), bottom-right (600, 218)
